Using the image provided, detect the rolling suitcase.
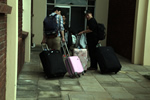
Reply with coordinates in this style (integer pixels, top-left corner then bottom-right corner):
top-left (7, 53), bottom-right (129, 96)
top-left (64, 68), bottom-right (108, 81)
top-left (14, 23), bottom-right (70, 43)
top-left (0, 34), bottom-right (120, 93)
top-left (96, 44), bottom-right (122, 74)
top-left (39, 44), bottom-right (67, 78)
top-left (61, 41), bottom-right (84, 77)
top-left (65, 56), bottom-right (84, 77)
top-left (73, 48), bottom-right (88, 71)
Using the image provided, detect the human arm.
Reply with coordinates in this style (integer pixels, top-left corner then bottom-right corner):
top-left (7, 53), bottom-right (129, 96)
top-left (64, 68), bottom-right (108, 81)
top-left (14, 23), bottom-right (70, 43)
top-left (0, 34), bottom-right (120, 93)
top-left (79, 18), bottom-right (98, 35)
top-left (60, 30), bottom-right (65, 42)
top-left (78, 29), bottom-right (92, 35)
top-left (59, 15), bottom-right (65, 42)
top-left (41, 26), bottom-right (46, 44)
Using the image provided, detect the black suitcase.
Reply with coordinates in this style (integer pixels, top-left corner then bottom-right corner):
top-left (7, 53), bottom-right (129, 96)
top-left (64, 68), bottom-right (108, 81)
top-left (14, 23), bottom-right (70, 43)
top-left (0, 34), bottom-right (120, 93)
top-left (96, 46), bottom-right (122, 74)
top-left (39, 45), bottom-right (67, 78)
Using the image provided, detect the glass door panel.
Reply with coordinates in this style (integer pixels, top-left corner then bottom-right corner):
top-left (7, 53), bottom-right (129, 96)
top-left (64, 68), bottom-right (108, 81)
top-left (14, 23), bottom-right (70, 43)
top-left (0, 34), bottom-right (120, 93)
top-left (55, 6), bottom-right (71, 28)
top-left (71, 7), bottom-right (86, 34)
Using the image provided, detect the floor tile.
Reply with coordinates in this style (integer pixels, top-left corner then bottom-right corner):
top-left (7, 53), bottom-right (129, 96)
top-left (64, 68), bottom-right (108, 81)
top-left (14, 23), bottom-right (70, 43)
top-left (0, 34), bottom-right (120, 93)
top-left (109, 92), bottom-right (135, 100)
top-left (17, 84), bottom-right (37, 91)
top-left (79, 79), bottom-right (101, 86)
top-left (104, 87), bottom-right (129, 93)
top-left (114, 77), bottom-right (135, 82)
top-left (94, 75), bottom-right (117, 83)
top-left (17, 90), bottom-right (38, 98)
top-left (38, 97), bottom-right (62, 100)
top-left (60, 85), bottom-right (83, 91)
top-left (86, 92), bottom-right (113, 100)
top-left (38, 91), bottom-right (61, 98)
top-left (125, 87), bottom-right (149, 94)
top-left (138, 81), bottom-right (150, 88)
top-left (38, 79), bottom-right (60, 86)
top-left (18, 74), bottom-right (39, 80)
top-left (59, 79), bottom-right (80, 86)
top-left (134, 94), bottom-right (150, 100)
top-left (17, 98), bottom-right (37, 100)
top-left (17, 79), bottom-right (38, 85)
top-left (69, 92), bottom-right (94, 100)
top-left (16, 48), bottom-right (150, 100)
top-left (100, 82), bottom-right (121, 87)
top-left (81, 85), bottom-right (105, 92)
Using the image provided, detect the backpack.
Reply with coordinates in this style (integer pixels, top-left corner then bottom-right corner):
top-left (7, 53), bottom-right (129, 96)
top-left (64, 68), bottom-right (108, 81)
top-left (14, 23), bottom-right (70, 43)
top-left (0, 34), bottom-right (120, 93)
top-left (97, 23), bottom-right (106, 40)
top-left (43, 14), bottom-right (58, 37)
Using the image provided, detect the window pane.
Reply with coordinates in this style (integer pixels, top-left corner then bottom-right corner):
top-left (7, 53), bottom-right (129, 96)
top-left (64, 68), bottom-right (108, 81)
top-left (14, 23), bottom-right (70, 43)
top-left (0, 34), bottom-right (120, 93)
top-left (47, 5), bottom-right (54, 16)
top-left (47, 0), bottom-right (54, 3)
top-left (71, 7), bottom-right (86, 33)
top-left (88, 0), bottom-right (95, 5)
top-left (56, 0), bottom-right (87, 5)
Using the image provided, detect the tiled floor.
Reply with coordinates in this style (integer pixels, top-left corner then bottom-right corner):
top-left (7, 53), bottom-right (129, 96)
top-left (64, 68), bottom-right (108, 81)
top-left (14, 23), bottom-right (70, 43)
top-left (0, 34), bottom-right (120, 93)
top-left (17, 47), bottom-right (150, 100)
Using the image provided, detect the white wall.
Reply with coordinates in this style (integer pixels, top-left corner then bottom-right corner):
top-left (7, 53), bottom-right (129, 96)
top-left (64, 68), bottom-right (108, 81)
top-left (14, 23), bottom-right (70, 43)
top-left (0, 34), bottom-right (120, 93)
top-left (132, 0), bottom-right (148, 65)
top-left (23, 0), bottom-right (31, 62)
top-left (95, 0), bottom-right (109, 46)
top-left (6, 0), bottom-right (18, 100)
top-left (33, 0), bottom-right (47, 45)
top-left (143, 0), bottom-right (150, 65)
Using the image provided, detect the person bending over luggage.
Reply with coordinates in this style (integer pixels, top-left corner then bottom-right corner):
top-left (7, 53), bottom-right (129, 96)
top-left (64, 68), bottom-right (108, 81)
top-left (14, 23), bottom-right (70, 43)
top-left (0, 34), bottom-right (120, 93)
top-left (78, 10), bottom-right (98, 70)
top-left (41, 7), bottom-right (65, 50)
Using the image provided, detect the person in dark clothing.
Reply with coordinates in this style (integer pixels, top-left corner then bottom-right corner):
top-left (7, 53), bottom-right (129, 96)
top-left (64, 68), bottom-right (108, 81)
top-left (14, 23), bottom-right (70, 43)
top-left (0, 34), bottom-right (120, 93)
top-left (78, 10), bottom-right (98, 70)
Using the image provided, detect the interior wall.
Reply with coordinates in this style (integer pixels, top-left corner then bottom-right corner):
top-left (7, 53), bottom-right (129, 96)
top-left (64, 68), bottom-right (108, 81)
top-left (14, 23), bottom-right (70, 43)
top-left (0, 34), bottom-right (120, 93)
top-left (32, 0), bottom-right (46, 45)
top-left (132, 0), bottom-right (150, 65)
top-left (23, 0), bottom-right (31, 62)
top-left (6, 0), bottom-right (18, 99)
top-left (143, 0), bottom-right (150, 65)
top-left (95, 0), bottom-right (109, 46)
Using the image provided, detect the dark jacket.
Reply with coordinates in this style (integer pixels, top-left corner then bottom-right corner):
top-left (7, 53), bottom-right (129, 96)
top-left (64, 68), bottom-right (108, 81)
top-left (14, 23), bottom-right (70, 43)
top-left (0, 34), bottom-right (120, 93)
top-left (86, 18), bottom-right (98, 42)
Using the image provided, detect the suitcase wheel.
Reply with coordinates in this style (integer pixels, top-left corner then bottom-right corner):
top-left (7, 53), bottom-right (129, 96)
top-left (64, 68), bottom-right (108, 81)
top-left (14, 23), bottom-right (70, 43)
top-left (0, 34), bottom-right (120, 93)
top-left (70, 75), bottom-right (73, 78)
top-left (74, 72), bottom-right (80, 78)
top-left (82, 72), bottom-right (84, 75)
top-left (45, 75), bottom-right (48, 79)
top-left (115, 71), bottom-right (118, 74)
top-left (78, 74), bottom-right (80, 77)
top-left (74, 72), bottom-right (78, 77)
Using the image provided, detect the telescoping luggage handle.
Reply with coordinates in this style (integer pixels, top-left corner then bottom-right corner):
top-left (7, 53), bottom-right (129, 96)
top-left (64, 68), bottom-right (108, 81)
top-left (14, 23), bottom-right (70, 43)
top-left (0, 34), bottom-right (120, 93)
top-left (96, 42), bottom-right (102, 48)
top-left (60, 41), bottom-right (70, 57)
top-left (41, 43), bottom-right (50, 51)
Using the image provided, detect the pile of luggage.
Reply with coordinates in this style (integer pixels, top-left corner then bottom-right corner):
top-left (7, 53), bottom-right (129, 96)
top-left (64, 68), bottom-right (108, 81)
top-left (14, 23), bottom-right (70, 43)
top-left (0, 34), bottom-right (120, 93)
top-left (39, 35), bottom-right (122, 79)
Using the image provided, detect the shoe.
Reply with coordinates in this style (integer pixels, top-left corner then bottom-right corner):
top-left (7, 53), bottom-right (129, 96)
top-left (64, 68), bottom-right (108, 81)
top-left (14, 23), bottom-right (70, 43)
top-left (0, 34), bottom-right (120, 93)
top-left (87, 67), bottom-right (97, 70)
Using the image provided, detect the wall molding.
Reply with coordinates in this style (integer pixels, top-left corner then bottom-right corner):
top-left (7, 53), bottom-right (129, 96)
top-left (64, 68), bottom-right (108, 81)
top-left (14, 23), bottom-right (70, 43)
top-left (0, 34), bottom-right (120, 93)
top-left (0, 3), bottom-right (12, 14)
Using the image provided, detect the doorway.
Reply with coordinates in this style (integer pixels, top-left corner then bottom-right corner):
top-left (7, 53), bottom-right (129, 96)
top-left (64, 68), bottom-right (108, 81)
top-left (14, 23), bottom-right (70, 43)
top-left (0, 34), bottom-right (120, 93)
top-left (55, 6), bottom-right (71, 28)
top-left (107, 0), bottom-right (136, 60)
top-left (56, 5), bottom-right (86, 34)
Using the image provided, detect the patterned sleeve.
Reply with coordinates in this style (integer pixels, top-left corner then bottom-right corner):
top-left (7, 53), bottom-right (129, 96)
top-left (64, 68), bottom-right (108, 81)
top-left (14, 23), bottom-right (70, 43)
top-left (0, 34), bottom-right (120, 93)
top-left (59, 15), bottom-right (64, 31)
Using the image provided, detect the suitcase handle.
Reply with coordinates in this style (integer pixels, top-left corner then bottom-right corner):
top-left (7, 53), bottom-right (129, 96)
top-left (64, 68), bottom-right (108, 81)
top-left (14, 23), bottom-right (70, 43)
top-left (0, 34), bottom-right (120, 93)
top-left (41, 43), bottom-right (50, 51)
top-left (61, 41), bottom-right (70, 57)
top-left (75, 34), bottom-right (81, 48)
top-left (96, 42), bottom-right (102, 48)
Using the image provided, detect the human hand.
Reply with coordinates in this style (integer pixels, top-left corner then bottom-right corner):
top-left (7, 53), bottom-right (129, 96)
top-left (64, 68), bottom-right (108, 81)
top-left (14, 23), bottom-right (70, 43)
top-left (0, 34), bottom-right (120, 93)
top-left (41, 39), bottom-right (46, 44)
top-left (78, 32), bottom-right (83, 35)
top-left (62, 37), bottom-right (65, 42)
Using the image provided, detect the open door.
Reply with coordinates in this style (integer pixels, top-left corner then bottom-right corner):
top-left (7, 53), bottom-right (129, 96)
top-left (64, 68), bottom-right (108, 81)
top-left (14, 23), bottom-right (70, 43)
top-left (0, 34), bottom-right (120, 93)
top-left (56, 5), bottom-right (86, 34)
top-left (55, 6), bottom-right (71, 28)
